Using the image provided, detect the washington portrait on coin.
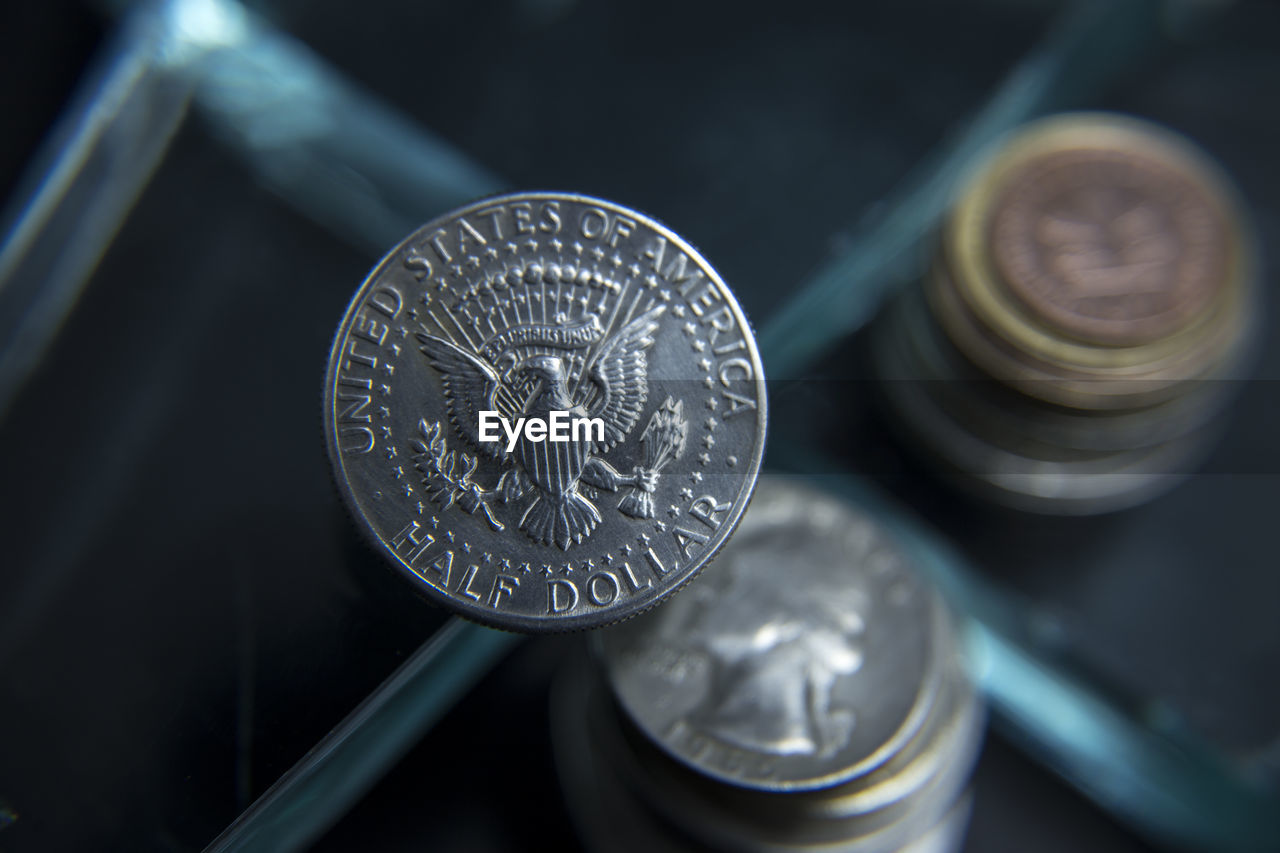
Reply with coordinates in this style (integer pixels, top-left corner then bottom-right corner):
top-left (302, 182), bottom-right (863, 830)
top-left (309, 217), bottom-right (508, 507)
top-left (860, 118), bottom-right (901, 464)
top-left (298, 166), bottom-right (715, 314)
top-left (602, 479), bottom-right (938, 791)
top-left (655, 544), bottom-right (868, 760)
top-left (325, 193), bottom-right (766, 632)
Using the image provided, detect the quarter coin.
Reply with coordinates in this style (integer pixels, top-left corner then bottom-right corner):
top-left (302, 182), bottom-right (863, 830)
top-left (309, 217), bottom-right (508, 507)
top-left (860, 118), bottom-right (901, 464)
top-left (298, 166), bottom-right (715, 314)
top-left (600, 478), bottom-right (943, 791)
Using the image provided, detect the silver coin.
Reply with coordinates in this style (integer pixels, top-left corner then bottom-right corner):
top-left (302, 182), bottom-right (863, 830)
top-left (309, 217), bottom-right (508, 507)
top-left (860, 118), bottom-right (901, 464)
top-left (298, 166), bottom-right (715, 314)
top-left (324, 192), bottom-right (767, 632)
top-left (589, 677), bottom-right (971, 853)
top-left (873, 322), bottom-right (1213, 514)
top-left (600, 477), bottom-right (939, 791)
top-left (612, 674), bottom-right (977, 852)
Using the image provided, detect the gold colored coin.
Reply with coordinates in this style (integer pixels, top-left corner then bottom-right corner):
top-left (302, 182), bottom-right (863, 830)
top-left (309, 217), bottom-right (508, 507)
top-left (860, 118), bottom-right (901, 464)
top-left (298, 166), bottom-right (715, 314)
top-left (945, 113), bottom-right (1251, 372)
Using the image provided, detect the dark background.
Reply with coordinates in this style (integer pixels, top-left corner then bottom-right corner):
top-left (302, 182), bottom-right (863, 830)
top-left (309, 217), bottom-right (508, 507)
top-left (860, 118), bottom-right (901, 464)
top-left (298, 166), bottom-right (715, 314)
top-left (1, 0), bottom-right (1277, 850)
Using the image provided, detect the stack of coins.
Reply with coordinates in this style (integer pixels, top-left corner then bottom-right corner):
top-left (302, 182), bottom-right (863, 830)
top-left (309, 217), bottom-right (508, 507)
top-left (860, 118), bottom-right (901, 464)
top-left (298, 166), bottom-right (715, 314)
top-left (874, 114), bottom-right (1256, 514)
top-left (553, 478), bottom-right (983, 853)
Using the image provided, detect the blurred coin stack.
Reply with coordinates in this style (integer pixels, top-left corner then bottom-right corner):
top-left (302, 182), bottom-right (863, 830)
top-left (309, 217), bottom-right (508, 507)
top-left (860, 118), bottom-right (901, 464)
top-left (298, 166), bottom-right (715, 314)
top-left (553, 478), bottom-right (983, 853)
top-left (874, 114), bottom-right (1257, 514)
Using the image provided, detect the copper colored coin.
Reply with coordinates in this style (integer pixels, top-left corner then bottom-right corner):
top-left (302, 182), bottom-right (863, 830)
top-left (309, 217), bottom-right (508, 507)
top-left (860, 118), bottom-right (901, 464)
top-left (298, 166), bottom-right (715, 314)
top-left (989, 144), bottom-right (1231, 347)
top-left (927, 259), bottom-right (1235, 410)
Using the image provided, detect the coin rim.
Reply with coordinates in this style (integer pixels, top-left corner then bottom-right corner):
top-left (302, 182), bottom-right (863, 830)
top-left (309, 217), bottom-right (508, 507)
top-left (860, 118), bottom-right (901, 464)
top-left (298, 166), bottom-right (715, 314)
top-left (928, 257), bottom-right (1239, 409)
top-left (323, 191), bottom-right (768, 633)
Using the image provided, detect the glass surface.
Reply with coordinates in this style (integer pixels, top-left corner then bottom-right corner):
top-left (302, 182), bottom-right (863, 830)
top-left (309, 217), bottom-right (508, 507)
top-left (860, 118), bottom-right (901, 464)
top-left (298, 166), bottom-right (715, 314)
top-left (1, 0), bottom-right (1278, 850)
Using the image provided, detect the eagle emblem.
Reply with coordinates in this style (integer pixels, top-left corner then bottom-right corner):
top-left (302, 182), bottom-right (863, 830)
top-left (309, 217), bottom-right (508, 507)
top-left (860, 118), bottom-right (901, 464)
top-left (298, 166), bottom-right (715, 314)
top-left (411, 286), bottom-right (684, 550)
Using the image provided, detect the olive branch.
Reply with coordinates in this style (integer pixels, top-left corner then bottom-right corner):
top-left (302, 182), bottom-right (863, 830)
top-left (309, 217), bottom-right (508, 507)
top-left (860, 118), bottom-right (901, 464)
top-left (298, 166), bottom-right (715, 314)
top-left (411, 419), bottom-right (506, 530)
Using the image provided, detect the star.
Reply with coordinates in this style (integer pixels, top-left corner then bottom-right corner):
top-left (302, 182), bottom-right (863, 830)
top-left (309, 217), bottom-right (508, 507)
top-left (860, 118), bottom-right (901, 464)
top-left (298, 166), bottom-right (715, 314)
top-left (501, 557), bottom-right (512, 570)
top-left (541, 564), bottom-right (553, 576)
top-left (379, 425), bottom-right (392, 438)
top-left (690, 471), bottom-right (704, 483)
top-left (703, 377), bottom-right (715, 388)
top-left (402, 484), bottom-right (413, 497)
top-left (429, 516), bottom-right (439, 528)
top-left (572, 241), bottom-right (585, 255)
top-left (591, 246), bottom-right (606, 261)
top-left (683, 322), bottom-right (698, 336)
top-left (379, 384), bottom-right (392, 396)
top-left (505, 242), bottom-right (518, 254)
top-left (629, 263), bottom-right (642, 277)
top-left (697, 358), bottom-right (712, 371)
top-left (462, 541), bottom-right (472, 554)
top-left (407, 307), bottom-right (419, 321)
top-left (644, 274), bottom-right (659, 289)
top-left (391, 342), bottom-right (403, 355)
top-left (667, 504), bottom-right (681, 518)
top-left (481, 552), bottom-right (493, 564)
top-left (445, 530), bottom-right (455, 542)
top-left (392, 464), bottom-right (404, 478)
top-left (550, 238), bottom-right (563, 252)
top-left (691, 340), bottom-right (706, 353)
top-left (582, 559), bottom-right (595, 572)
top-left (637, 533), bottom-right (650, 546)
top-left (620, 544), bottom-right (631, 556)
top-left (603, 553), bottom-right (614, 565)
top-left (657, 290), bottom-right (672, 302)
top-left (679, 487), bottom-right (693, 500)
top-left (525, 239), bottom-right (539, 252)
top-left (698, 452), bottom-right (711, 465)
top-left (483, 247), bottom-right (499, 260)
top-left (517, 561), bottom-right (531, 574)
top-left (467, 255), bottom-right (482, 268)
top-left (449, 264), bottom-right (463, 277)
top-left (706, 397), bottom-right (718, 411)
top-left (611, 253), bottom-right (623, 267)
top-left (705, 417), bottom-right (718, 430)
top-left (561, 562), bottom-right (573, 575)
top-left (654, 521), bottom-right (667, 532)
top-left (702, 434), bottom-right (715, 449)
top-left (671, 304), bottom-right (686, 318)
top-left (416, 501), bottom-right (425, 515)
